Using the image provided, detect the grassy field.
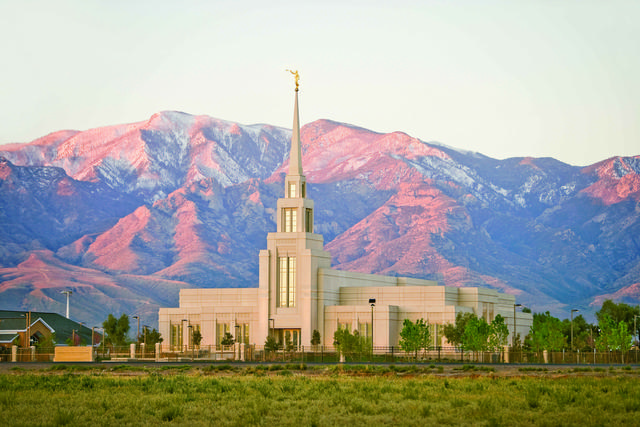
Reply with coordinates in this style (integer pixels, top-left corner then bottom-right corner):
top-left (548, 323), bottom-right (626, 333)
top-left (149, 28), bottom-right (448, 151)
top-left (1, 364), bottom-right (640, 426)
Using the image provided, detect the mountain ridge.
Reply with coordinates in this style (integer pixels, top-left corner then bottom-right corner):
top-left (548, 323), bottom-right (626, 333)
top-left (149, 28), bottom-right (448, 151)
top-left (1, 111), bottom-right (638, 327)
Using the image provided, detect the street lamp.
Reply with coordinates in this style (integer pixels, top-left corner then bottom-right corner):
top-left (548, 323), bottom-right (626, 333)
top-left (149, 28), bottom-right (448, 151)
top-left (634, 315), bottom-right (639, 363)
top-left (513, 304), bottom-right (522, 347)
top-left (182, 319), bottom-right (188, 352)
top-left (571, 309), bottom-right (579, 352)
top-left (61, 290), bottom-right (72, 319)
top-left (143, 325), bottom-right (150, 347)
top-left (93, 326), bottom-right (105, 358)
top-left (132, 316), bottom-right (140, 344)
top-left (369, 298), bottom-right (376, 355)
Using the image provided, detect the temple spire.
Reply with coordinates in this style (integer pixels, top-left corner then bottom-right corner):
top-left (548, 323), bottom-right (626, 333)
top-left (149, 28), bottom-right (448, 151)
top-left (287, 70), bottom-right (303, 176)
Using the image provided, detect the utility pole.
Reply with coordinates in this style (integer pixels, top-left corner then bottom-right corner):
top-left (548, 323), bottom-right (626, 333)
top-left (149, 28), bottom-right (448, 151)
top-left (571, 309), bottom-right (579, 352)
top-left (513, 304), bottom-right (522, 347)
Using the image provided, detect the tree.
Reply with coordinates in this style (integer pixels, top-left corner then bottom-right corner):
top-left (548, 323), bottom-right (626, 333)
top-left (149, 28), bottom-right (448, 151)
top-left (443, 312), bottom-right (477, 348)
top-left (487, 315), bottom-right (509, 352)
top-left (102, 314), bottom-right (130, 347)
top-left (220, 332), bottom-right (235, 347)
top-left (141, 327), bottom-right (163, 347)
top-left (597, 314), bottom-right (632, 362)
top-left (560, 314), bottom-right (592, 350)
top-left (284, 331), bottom-right (295, 352)
top-left (462, 316), bottom-right (492, 355)
top-left (333, 327), bottom-right (371, 361)
top-left (264, 335), bottom-right (281, 353)
top-left (192, 330), bottom-right (202, 348)
top-left (596, 300), bottom-right (640, 338)
top-left (525, 312), bottom-right (566, 356)
top-left (399, 318), bottom-right (430, 360)
top-left (311, 329), bottom-right (321, 348)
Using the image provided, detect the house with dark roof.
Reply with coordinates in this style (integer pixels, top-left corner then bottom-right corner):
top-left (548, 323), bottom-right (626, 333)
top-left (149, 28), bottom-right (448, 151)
top-left (0, 310), bottom-right (96, 349)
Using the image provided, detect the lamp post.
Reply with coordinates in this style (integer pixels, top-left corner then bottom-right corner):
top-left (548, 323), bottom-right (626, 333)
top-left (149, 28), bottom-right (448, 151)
top-left (634, 315), bottom-right (639, 363)
top-left (571, 309), bottom-right (579, 352)
top-left (143, 325), bottom-right (150, 347)
top-left (182, 319), bottom-right (188, 352)
top-left (61, 290), bottom-right (72, 319)
top-left (132, 316), bottom-right (140, 344)
top-left (513, 304), bottom-right (522, 347)
top-left (369, 298), bottom-right (376, 356)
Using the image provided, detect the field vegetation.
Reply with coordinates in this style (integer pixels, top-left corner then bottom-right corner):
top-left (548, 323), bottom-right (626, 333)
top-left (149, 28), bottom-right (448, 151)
top-left (1, 364), bottom-right (639, 426)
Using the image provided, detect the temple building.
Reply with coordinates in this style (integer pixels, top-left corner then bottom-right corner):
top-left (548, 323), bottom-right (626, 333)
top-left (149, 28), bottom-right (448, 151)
top-left (158, 79), bottom-right (532, 349)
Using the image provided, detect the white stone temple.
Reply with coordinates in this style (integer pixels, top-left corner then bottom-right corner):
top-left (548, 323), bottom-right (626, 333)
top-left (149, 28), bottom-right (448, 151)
top-left (158, 79), bottom-right (533, 349)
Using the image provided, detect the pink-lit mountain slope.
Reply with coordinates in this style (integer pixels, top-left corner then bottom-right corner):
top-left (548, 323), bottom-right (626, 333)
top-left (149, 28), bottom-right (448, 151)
top-left (1, 113), bottom-right (639, 327)
top-left (0, 250), bottom-right (193, 328)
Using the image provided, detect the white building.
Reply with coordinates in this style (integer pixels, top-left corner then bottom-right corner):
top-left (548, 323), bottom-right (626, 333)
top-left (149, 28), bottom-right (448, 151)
top-left (158, 83), bottom-right (532, 349)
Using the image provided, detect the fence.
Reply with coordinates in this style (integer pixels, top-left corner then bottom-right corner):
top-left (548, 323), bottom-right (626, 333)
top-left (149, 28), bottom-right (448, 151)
top-left (2, 344), bottom-right (639, 364)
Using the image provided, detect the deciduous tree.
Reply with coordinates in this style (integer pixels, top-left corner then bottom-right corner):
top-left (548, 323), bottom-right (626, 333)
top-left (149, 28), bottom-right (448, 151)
top-left (102, 314), bottom-right (130, 347)
top-left (399, 318), bottom-right (430, 360)
top-left (443, 312), bottom-right (476, 348)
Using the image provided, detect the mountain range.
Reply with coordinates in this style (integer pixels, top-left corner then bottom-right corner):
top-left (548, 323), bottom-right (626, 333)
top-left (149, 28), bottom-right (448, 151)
top-left (1, 111), bottom-right (638, 329)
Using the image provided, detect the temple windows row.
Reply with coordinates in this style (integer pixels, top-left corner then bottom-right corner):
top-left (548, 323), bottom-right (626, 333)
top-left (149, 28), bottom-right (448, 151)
top-left (287, 182), bottom-right (306, 198)
top-left (282, 208), bottom-right (313, 233)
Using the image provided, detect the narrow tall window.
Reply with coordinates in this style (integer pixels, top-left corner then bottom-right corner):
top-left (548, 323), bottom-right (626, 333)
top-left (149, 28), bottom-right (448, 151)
top-left (288, 182), bottom-right (297, 198)
top-left (305, 208), bottom-right (313, 232)
top-left (216, 323), bottom-right (230, 347)
top-left (278, 256), bottom-right (296, 307)
top-left (283, 208), bottom-right (296, 232)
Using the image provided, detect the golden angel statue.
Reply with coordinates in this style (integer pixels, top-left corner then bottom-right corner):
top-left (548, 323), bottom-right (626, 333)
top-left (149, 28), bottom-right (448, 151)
top-left (286, 69), bottom-right (300, 90)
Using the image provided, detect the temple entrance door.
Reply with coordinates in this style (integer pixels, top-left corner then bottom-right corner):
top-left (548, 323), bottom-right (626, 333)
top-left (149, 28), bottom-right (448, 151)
top-left (275, 329), bottom-right (301, 348)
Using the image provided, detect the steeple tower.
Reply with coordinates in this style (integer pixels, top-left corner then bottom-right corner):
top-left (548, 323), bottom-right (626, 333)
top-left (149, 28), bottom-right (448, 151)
top-left (289, 86), bottom-right (303, 176)
top-left (284, 70), bottom-right (306, 203)
top-left (257, 71), bottom-right (332, 348)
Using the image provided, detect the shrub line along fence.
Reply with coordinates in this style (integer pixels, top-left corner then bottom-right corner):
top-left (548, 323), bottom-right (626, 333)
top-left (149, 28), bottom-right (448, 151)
top-left (2, 344), bottom-right (640, 364)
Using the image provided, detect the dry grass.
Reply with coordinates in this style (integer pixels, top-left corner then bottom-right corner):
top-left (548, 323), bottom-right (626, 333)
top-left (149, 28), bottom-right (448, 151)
top-left (1, 364), bottom-right (639, 426)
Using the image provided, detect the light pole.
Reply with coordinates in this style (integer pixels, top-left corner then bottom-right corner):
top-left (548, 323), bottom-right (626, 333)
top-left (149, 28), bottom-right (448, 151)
top-left (143, 325), bottom-right (150, 347)
top-left (61, 290), bottom-right (72, 319)
top-left (513, 304), bottom-right (522, 347)
top-left (132, 316), bottom-right (140, 344)
top-left (369, 298), bottom-right (376, 356)
top-left (571, 309), bottom-right (579, 352)
top-left (182, 319), bottom-right (188, 352)
top-left (634, 315), bottom-right (639, 363)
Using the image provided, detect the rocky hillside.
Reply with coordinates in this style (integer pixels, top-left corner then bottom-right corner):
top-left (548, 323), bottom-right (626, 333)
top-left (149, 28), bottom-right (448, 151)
top-left (1, 112), bottom-right (638, 328)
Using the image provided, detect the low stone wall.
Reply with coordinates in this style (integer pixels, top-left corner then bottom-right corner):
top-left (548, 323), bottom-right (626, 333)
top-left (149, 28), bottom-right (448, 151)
top-left (53, 346), bottom-right (94, 362)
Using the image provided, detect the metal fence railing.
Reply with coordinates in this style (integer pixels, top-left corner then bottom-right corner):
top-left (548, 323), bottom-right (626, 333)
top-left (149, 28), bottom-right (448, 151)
top-left (2, 344), bottom-right (639, 364)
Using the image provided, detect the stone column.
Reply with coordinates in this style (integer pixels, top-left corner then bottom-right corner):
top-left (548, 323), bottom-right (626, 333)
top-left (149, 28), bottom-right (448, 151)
top-left (11, 345), bottom-right (17, 362)
top-left (130, 343), bottom-right (136, 359)
top-left (155, 342), bottom-right (161, 362)
top-left (30, 346), bottom-right (36, 362)
top-left (543, 350), bottom-right (548, 364)
top-left (503, 345), bottom-right (510, 363)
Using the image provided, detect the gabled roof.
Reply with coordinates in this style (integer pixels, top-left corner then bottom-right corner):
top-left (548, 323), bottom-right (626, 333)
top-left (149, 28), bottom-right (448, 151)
top-left (0, 333), bottom-right (18, 344)
top-left (0, 310), bottom-right (94, 344)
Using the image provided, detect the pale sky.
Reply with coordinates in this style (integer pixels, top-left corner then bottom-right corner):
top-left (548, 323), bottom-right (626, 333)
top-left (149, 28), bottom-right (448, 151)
top-left (1, 0), bottom-right (638, 166)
